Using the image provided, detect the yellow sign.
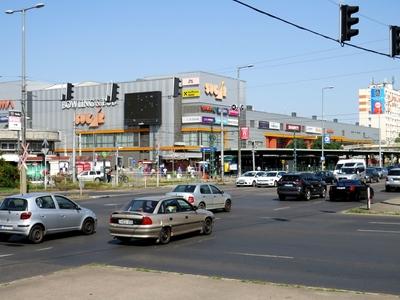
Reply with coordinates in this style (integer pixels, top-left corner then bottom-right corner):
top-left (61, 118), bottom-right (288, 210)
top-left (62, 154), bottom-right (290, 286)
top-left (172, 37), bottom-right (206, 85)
top-left (75, 108), bottom-right (105, 128)
top-left (182, 89), bottom-right (200, 98)
top-left (204, 81), bottom-right (226, 101)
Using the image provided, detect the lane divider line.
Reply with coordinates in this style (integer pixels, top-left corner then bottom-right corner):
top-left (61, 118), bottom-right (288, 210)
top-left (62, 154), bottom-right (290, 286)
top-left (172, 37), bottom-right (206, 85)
top-left (0, 254), bottom-right (14, 258)
top-left (368, 222), bottom-right (400, 225)
top-left (274, 206), bottom-right (290, 211)
top-left (228, 251), bottom-right (294, 260)
top-left (357, 229), bottom-right (400, 234)
top-left (35, 247), bottom-right (53, 251)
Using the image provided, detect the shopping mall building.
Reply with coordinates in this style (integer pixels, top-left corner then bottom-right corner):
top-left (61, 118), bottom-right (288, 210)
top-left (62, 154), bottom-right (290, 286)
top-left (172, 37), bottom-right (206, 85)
top-left (0, 71), bottom-right (382, 177)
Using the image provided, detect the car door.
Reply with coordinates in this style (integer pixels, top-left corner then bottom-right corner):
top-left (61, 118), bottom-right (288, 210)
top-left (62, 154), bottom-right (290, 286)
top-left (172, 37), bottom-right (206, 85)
top-left (34, 195), bottom-right (60, 233)
top-left (209, 184), bottom-right (225, 209)
top-left (176, 199), bottom-right (202, 233)
top-left (53, 195), bottom-right (83, 231)
top-left (198, 185), bottom-right (213, 209)
top-left (159, 198), bottom-right (186, 236)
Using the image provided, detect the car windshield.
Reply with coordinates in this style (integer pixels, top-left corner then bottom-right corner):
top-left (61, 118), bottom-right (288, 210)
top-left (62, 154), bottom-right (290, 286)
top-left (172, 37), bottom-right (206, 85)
top-left (122, 199), bottom-right (158, 213)
top-left (172, 185), bottom-right (196, 193)
top-left (341, 168), bottom-right (357, 174)
top-left (266, 172), bottom-right (277, 177)
top-left (337, 180), bottom-right (361, 186)
top-left (0, 198), bottom-right (28, 211)
top-left (335, 163), bottom-right (343, 170)
top-left (388, 169), bottom-right (400, 176)
top-left (243, 172), bottom-right (256, 177)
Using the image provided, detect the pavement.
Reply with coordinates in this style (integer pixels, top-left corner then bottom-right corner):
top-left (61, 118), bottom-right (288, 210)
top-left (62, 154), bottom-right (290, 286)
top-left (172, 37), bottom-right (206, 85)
top-left (369, 196), bottom-right (400, 215)
top-left (0, 265), bottom-right (399, 300)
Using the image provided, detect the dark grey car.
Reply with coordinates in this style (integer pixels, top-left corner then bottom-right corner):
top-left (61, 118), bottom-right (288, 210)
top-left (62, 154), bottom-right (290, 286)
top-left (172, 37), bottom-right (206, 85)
top-left (277, 173), bottom-right (327, 200)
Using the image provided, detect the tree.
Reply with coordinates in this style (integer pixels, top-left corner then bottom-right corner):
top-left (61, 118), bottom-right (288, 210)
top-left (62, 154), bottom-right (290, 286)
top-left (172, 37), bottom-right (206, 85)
top-left (286, 139), bottom-right (307, 149)
top-left (0, 158), bottom-right (19, 188)
top-left (312, 137), bottom-right (343, 150)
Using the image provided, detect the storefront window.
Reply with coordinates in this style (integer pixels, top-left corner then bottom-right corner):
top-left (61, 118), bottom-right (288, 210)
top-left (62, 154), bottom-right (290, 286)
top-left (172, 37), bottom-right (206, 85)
top-left (96, 134), bottom-right (114, 147)
top-left (82, 135), bottom-right (94, 148)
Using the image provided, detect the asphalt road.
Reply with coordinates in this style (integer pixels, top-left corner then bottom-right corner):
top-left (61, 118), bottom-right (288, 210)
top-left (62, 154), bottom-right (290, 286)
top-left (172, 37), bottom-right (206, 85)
top-left (0, 182), bottom-right (399, 295)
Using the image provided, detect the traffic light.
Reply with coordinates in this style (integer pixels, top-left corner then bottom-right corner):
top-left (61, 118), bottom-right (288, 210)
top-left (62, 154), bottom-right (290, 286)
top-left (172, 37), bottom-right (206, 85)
top-left (390, 26), bottom-right (400, 57)
top-left (66, 83), bottom-right (74, 100)
top-left (340, 5), bottom-right (359, 43)
top-left (173, 77), bottom-right (182, 97)
top-left (111, 83), bottom-right (119, 101)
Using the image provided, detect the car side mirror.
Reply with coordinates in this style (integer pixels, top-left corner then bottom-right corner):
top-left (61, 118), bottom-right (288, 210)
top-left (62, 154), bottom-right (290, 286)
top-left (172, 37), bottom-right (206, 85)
top-left (75, 205), bottom-right (81, 210)
top-left (193, 205), bottom-right (198, 210)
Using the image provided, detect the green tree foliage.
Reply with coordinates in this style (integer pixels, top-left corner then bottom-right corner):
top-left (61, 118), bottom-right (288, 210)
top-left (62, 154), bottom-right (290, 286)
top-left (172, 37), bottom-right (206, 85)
top-left (285, 139), bottom-right (307, 149)
top-left (0, 158), bottom-right (19, 188)
top-left (312, 137), bottom-right (343, 150)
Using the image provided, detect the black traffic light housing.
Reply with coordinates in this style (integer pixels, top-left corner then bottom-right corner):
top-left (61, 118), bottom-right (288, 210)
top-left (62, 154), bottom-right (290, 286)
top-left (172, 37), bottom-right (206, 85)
top-left (173, 77), bottom-right (182, 97)
top-left (62, 83), bottom-right (74, 101)
top-left (340, 5), bottom-right (359, 43)
top-left (390, 26), bottom-right (400, 57)
top-left (107, 83), bottom-right (120, 102)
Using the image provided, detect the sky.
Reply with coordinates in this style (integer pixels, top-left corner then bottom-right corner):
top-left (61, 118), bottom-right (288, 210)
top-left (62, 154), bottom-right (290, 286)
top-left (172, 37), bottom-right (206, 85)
top-left (1, 0), bottom-right (400, 125)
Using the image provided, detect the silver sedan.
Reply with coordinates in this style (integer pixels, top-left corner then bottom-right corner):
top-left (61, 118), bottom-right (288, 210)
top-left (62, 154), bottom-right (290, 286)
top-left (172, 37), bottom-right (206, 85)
top-left (0, 193), bottom-right (97, 243)
top-left (109, 196), bottom-right (215, 244)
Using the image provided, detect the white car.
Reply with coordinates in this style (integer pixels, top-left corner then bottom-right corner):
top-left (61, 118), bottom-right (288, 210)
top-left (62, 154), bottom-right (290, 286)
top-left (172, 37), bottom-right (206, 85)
top-left (256, 171), bottom-right (287, 187)
top-left (235, 171), bottom-right (264, 187)
top-left (77, 170), bottom-right (104, 182)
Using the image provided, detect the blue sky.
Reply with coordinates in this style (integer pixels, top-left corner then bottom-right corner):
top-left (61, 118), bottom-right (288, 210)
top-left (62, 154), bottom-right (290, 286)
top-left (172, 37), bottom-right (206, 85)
top-left (1, 0), bottom-right (399, 124)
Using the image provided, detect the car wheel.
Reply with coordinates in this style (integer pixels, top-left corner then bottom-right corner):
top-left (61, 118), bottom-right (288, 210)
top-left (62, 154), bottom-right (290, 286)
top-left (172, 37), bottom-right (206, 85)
top-left (95, 177), bottom-right (101, 182)
top-left (116, 236), bottom-right (131, 243)
top-left (385, 186), bottom-right (391, 192)
top-left (159, 227), bottom-right (171, 244)
top-left (198, 202), bottom-right (206, 210)
top-left (29, 225), bottom-right (44, 244)
top-left (304, 189), bottom-right (311, 200)
top-left (320, 187), bottom-right (326, 198)
top-left (202, 218), bottom-right (213, 235)
top-left (252, 181), bottom-right (256, 187)
top-left (278, 194), bottom-right (285, 201)
top-left (224, 199), bottom-right (232, 212)
top-left (81, 218), bottom-right (95, 235)
top-left (0, 233), bottom-right (10, 242)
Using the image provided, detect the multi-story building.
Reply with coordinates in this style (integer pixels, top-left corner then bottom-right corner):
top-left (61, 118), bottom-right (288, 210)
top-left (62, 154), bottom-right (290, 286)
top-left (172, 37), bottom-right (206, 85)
top-left (359, 82), bottom-right (400, 145)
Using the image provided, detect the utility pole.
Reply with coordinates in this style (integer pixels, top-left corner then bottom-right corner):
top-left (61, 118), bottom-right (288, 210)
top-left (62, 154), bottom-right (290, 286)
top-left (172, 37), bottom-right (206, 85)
top-left (252, 141), bottom-right (256, 171)
top-left (220, 108), bottom-right (224, 182)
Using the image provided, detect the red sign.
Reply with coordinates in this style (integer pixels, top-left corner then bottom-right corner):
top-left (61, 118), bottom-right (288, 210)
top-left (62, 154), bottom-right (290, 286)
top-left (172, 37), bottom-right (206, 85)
top-left (200, 105), bottom-right (213, 112)
top-left (285, 124), bottom-right (301, 132)
top-left (240, 127), bottom-right (250, 140)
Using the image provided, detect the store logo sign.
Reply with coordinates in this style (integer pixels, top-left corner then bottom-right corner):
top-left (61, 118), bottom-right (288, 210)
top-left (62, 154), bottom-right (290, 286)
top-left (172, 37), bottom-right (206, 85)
top-left (0, 100), bottom-right (15, 110)
top-left (204, 81), bottom-right (226, 101)
top-left (75, 108), bottom-right (105, 128)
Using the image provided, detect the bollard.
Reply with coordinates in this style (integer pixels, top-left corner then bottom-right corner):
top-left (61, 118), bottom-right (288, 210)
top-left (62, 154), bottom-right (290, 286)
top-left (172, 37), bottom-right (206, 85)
top-left (367, 186), bottom-right (371, 210)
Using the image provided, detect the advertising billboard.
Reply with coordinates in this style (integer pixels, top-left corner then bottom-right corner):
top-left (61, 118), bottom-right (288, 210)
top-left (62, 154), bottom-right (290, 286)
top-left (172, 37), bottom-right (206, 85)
top-left (371, 88), bottom-right (385, 114)
top-left (269, 122), bottom-right (280, 130)
top-left (286, 124), bottom-right (301, 132)
top-left (240, 127), bottom-right (250, 140)
top-left (124, 91), bottom-right (162, 126)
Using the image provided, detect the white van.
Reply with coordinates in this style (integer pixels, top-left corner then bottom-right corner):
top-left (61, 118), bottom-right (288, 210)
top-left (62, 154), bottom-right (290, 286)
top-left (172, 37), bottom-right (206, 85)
top-left (334, 159), bottom-right (366, 181)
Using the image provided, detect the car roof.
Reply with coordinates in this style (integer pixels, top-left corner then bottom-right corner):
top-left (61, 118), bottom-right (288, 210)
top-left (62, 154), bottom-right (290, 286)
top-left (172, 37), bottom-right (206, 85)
top-left (5, 192), bottom-right (55, 199)
top-left (132, 195), bottom-right (185, 202)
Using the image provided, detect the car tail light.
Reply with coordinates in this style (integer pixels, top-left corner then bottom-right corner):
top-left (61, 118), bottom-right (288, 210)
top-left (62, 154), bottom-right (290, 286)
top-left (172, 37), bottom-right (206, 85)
top-left (20, 212), bottom-right (32, 220)
top-left (109, 216), bottom-right (117, 224)
top-left (349, 185), bottom-right (356, 192)
top-left (141, 216), bottom-right (153, 225)
top-left (187, 195), bottom-right (195, 204)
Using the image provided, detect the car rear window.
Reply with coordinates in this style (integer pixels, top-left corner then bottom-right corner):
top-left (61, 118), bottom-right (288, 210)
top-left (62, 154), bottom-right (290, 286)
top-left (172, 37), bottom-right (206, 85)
top-left (0, 198), bottom-right (28, 211)
top-left (388, 169), bottom-right (400, 176)
top-left (122, 200), bottom-right (158, 213)
top-left (280, 175), bottom-right (301, 181)
top-left (337, 180), bottom-right (361, 186)
top-left (172, 185), bottom-right (196, 193)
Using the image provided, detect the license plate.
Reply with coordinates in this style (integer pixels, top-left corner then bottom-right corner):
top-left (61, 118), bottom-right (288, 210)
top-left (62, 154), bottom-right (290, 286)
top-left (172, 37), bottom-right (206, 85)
top-left (337, 187), bottom-right (346, 190)
top-left (118, 219), bottom-right (134, 225)
top-left (284, 184), bottom-right (293, 187)
top-left (0, 225), bottom-right (13, 230)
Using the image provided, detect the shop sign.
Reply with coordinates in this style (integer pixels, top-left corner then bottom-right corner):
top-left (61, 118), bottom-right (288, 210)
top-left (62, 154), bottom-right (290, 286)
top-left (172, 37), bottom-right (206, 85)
top-left (227, 118), bottom-right (238, 126)
top-left (182, 77), bottom-right (200, 86)
top-left (214, 117), bottom-right (228, 125)
top-left (8, 110), bottom-right (21, 131)
top-left (216, 107), bottom-right (229, 115)
top-left (326, 129), bottom-right (334, 134)
top-left (62, 99), bottom-right (117, 110)
top-left (201, 116), bottom-right (215, 124)
top-left (269, 122), bottom-right (280, 130)
top-left (182, 89), bottom-right (200, 98)
top-left (285, 124), bottom-right (301, 132)
top-left (258, 121), bottom-right (269, 129)
top-left (305, 126), bottom-right (322, 134)
top-left (0, 100), bottom-right (15, 110)
top-left (204, 81), bottom-right (226, 101)
top-left (228, 109), bottom-right (239, 117)
top-left (200, 105), bottom-right (213, 112)
top-left (182, 116), bottom-right (202, 124)
top-left (75, 108), bottom-right (105, 128)
top-left (240, 127), bottom-right (250, 140)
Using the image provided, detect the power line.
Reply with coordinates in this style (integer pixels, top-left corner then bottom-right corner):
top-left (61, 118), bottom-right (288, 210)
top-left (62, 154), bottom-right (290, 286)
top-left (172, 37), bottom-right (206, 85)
top-left (232, 0), bottom-right (398, 59)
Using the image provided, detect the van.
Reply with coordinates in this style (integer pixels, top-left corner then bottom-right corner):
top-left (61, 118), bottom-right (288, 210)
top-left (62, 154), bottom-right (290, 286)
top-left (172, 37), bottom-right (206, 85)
top-left (334, 159), bottom-right (366, 181)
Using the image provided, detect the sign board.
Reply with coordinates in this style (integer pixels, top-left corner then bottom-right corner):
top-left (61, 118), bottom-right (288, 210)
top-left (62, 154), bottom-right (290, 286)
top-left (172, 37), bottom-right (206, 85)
top-left (285, 124), bottom-right (301, 132)
top-left (182, 77), bottom-right (200, 86)
top-left (269, 122), bottom-right (281, 130)
top-left (8, 110), bottom-right (21, 131)
top-left (182, 89), bottom-right (201, 98)
top-left (305, 126), bottom-right (322, 134)
top-left (182, 116), bottom-right (202, 124)
top-left (371, 88), bottom-right (385, 114)
top-left (324, 135), bottom-right (331, 144)
top-left (240, 127), bottom-right (250, 140)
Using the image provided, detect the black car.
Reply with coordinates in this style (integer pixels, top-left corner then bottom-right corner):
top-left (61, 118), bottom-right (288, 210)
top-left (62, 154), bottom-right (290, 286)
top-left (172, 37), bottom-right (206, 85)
top-left (277, 173), bottom-right (327, 200)
top-left (329, 179), bottom-right (374, 201)
top-left (314, 170), bottom-right (336, 184)
top-left (365, 167), bottom-right (379, 183)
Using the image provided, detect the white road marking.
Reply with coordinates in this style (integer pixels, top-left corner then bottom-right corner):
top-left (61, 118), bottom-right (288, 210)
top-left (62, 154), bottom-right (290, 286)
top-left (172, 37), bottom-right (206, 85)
top-left (215, 217), bottom-right (221, 220)
top-left (35, 247), bottom-right (53, 251)
top-left (104, 203), bottom-right (119, 206)
top-left (228, 252), bottom-right (294, 260)
top-left (0, 254), bottom-right (13, 258)
top-left (357, 229), bottom-right (400, 234)
top-left (274, 206), bottom-right (290, 211)
top-left (368, 222), bottom-right (400, 225)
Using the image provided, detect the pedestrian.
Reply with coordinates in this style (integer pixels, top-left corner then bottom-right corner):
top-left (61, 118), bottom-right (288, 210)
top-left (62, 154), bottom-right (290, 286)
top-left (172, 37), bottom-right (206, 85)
top-left (107, 169), bottom-right (112, 183)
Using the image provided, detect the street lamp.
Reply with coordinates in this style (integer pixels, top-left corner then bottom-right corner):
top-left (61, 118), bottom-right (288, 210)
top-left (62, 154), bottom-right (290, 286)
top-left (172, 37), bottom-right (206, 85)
top-left (321, 86), bottom-right (334, 170)
top-left (237, 64), bottom-right (254, 176)
top-left (6, 3), bottom-right (45, 194)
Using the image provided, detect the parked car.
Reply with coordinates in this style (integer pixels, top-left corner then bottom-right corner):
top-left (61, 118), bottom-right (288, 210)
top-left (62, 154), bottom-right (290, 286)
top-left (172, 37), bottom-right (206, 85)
top-left (277, 173), bottom-right (327, 200)
top-left (109, 196), bottom-right (215, 244)
top-left (166, 184), bottom-right (231, 212)
top-left (314, 170), bottom-right (336, 184)
top-left (365, 167), bottom-right (380, 183)
top-left (0, 193), bottom-right (97, 243)
top-left (256, 171), bottom-right (286, 187)
top-left (236, 171), bottom-right (264, 187)
top-left (77, 170), bottom-right (104, 182)
top-left (329, 179), bottom-right (374, 201)
top-left (385, 168), bottom-right (400, 192)
top-left (374, 167), bottom-right (388, 179)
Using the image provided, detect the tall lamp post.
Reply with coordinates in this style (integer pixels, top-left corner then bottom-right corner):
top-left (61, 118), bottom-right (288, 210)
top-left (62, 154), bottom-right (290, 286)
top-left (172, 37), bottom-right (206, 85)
top-left (237, 64), bottom-right (253, 176)
top-left (6, 3), bottom-right (45, 194)
top-left (321, 86), bottom-right (334, 170)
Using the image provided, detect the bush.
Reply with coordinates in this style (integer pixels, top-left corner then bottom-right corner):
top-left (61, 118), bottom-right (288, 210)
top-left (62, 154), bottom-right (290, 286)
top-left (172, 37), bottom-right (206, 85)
top-left (0, 159), bottom-right (19, 188)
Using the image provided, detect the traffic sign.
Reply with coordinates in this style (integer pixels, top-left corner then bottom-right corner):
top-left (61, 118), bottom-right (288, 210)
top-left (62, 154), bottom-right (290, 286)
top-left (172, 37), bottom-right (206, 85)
top-left (19, 143), bottom-right (30, 170)
top-left (324, 135), bottom-right (331, 144)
